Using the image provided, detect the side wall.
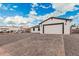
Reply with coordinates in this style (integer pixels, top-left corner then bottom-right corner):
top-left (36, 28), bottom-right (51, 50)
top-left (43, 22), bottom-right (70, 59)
top-left (31, 28), bottom-right (40, 33)
top-left (64, 21), bottom-right (71, 34)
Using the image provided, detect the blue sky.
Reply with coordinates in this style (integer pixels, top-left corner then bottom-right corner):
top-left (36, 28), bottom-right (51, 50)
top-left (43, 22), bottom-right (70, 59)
top-left (0, 3), bottom-right (79, 26)
top-left (0, 3), bottom-right (55, 17)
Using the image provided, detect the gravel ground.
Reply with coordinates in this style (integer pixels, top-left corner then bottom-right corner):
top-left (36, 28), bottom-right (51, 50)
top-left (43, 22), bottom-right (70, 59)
top-left (0, 33), bottom-right (65, 56)
top-left (1, 33), bottom-right (79, 56)
top-left (0, 33), bottom-right (31, 46)
top-left (64, 34), bottom-right (79, 56)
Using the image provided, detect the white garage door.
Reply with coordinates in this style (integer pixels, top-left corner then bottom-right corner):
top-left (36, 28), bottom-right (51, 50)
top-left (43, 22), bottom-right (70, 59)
top-left (44, 24), bottom-right (63, 34)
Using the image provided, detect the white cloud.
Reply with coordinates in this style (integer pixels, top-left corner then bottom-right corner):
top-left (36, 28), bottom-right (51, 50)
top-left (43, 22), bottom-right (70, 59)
top-left (2, 5), bottom-right (8, 10)
top-left (32, 3), bottom-right (38, 8)
top-left (27, 23), bottom-right (35, 27)
top-left (29, 3), bottom-right (79, 24)
top-left (69, 13), bottom-right (79, 25)
top-left (73, 7), bottom-right (79, 10)
top-left (27, 3), bottom-right (54, 24)
top-left (69, 16), bottom-right (74, 19)
top-left (4, 16), bottom-right (29, 25)
top-left (0, 17), bottom-right (4, 23)
top-left (0, 17), bottom-right (4, 19)
top-left (28, 8), bottom-right (37, 16)
top-left (32, 3), bottom-right (51, 9)
top-left (70, 14), bottom-right (79, 19)
top-left (26, 5), bottom-right (58, 26)
top-left (2, 8), bottom-right (39, 27)
top-left (13, 5), bottom-right (18, 8)
top-left (50, 3), bottom-right (79, 17)
top-left (27, 7), bottom-right (38, 22)
top-left (27, 3), bottom-right (79, 26)
top-left (40, 5), bottom-right (51, 9)
top-left (51, 3), bottom-right (74, 16)
top-left (0, 4), bottom-right (12, 10)
top-left (2, 3), bottom-right (79, 27)
top-left (0, 4), bottom-right (2, 7)
top-left (31, 3), bottom-right (79, 22)
top-left (27, 3), bottom-right (38, 21)
top-left (10, 8), bottom-right (14, 11)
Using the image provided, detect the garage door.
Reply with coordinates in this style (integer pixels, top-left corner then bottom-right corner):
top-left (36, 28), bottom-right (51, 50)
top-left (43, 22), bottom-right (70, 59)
top-left (43, 23), bottom-right (64, 34)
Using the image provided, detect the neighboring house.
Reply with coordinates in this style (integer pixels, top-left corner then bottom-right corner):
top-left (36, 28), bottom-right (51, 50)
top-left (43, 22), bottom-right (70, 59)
top-left (19, 26), bottom-right (30, 33)
top-left (0, 26), bottom-right (19, 33)
top-left (39, 17), bottom-right (72, 34)
top-left (71, 27), bottom-right (77, 29)
top-left (31, 17), bottom-right (72, 34)
top-left (71, 25), bottom-right (79, 34)
top-left (0, 26), bottom-right (29, 33)
top-left (31, 25), bottom-right (40, 33)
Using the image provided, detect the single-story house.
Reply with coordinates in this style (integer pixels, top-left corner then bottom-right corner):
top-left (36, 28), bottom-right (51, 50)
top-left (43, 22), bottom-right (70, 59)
top-left (19, 26), bottom-right (31, 33)
top-left (31, 25), bottom-right (40, 33)
top-left (31, 17), bottom-right (72, 34)
top-left (0, 26), bottom-right (29, 33)
top-left (0, 26), bottom-right (19, 33)
top-left (39, 17), bottom-right (72, 34)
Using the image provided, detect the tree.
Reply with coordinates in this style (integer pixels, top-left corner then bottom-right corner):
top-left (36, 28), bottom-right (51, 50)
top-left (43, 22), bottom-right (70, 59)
top-left (71, 24), bottom-right (76, 27)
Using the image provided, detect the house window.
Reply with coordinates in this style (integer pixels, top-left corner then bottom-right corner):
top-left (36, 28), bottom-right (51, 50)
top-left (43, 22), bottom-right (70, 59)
top-left (38, 27), bottom-right (40, 31)
top-left (33, 28), bottom-right (35, 31)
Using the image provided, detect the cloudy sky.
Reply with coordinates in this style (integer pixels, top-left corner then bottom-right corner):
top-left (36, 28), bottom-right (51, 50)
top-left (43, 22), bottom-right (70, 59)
top-left (0, 3), bottom-right (79, 26)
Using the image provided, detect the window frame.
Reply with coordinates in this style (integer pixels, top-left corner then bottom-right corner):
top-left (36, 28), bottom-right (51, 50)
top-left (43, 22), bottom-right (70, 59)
top-left (38, 27), bottom-right (40, 31)
top-left (33, 27), bottom-right (35, 31)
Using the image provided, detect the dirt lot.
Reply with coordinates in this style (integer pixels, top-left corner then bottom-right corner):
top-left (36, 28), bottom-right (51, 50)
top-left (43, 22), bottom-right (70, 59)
top-left (64, 34), bottom-right (79, 56)
top-left (0, 33), bottom-right (79, 56)
top-left (0, 33), bottom-right (65, 56)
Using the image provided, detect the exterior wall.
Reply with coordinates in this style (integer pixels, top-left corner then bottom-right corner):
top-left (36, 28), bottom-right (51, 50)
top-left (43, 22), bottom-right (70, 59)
top-left (31, 27), bottom-right (40, 33)
top-left (40, 24), bottom-right (43, 34)
top-left (42, 18), bottom-right (65, 24)
top-left (64, 21), bottom-right (71, 34)
top-left (40, 18), bottom-right (71, 34)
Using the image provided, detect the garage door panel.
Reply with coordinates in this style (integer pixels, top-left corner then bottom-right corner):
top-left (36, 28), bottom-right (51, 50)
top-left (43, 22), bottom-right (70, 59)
top-left (44, 24), bottom-right (62, 34)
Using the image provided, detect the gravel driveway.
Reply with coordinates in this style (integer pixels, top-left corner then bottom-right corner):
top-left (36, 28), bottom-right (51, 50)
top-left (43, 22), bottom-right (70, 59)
top-left (0, 33), bottom-right (79, 56)
top-left (0, 33), bottom-right (65, 56)
top-left (64, 34), bottom-right (79, 56)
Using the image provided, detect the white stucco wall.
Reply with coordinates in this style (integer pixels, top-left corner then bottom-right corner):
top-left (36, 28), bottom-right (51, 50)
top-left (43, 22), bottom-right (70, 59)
top-left (40, 18), bottom-right (71, 34)
top-left (42, 18), bottom-right (65, 24)
top-left (31, 27), bottom-right (40, 33)
top-left (64, 21), bottom-right (71, 34)
top-left (40, 24), bottom-right (43, 34)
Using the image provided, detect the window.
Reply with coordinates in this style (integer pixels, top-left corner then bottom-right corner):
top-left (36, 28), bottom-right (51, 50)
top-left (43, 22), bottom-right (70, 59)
top-left (38, 27), bottom-right (40, 31)
top-left (33, 28), bottom-right (35, 31)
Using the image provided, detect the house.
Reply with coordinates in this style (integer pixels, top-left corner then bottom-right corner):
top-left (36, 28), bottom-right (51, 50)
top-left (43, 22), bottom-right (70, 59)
top-left (31, 25), bottom-right (40, 33)
top-left (0, 26), bottom-right (19, 33)
top-left (31, 17), bottom-right (72, 34)
top-left (19, 26), bottom-right (30, 33)
top-left (71, 25), bottom-right (79, 34)
top-left (39, 17), bottom-right (72, 34)
top-left (0, 26), bottom-right (30, 33)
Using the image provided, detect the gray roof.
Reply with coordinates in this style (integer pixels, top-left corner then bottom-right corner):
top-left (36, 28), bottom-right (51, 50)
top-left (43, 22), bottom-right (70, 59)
top-left (39, 17), bottom-right (72, 24)
top-left (31, 25), bottom-right (40, 28)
